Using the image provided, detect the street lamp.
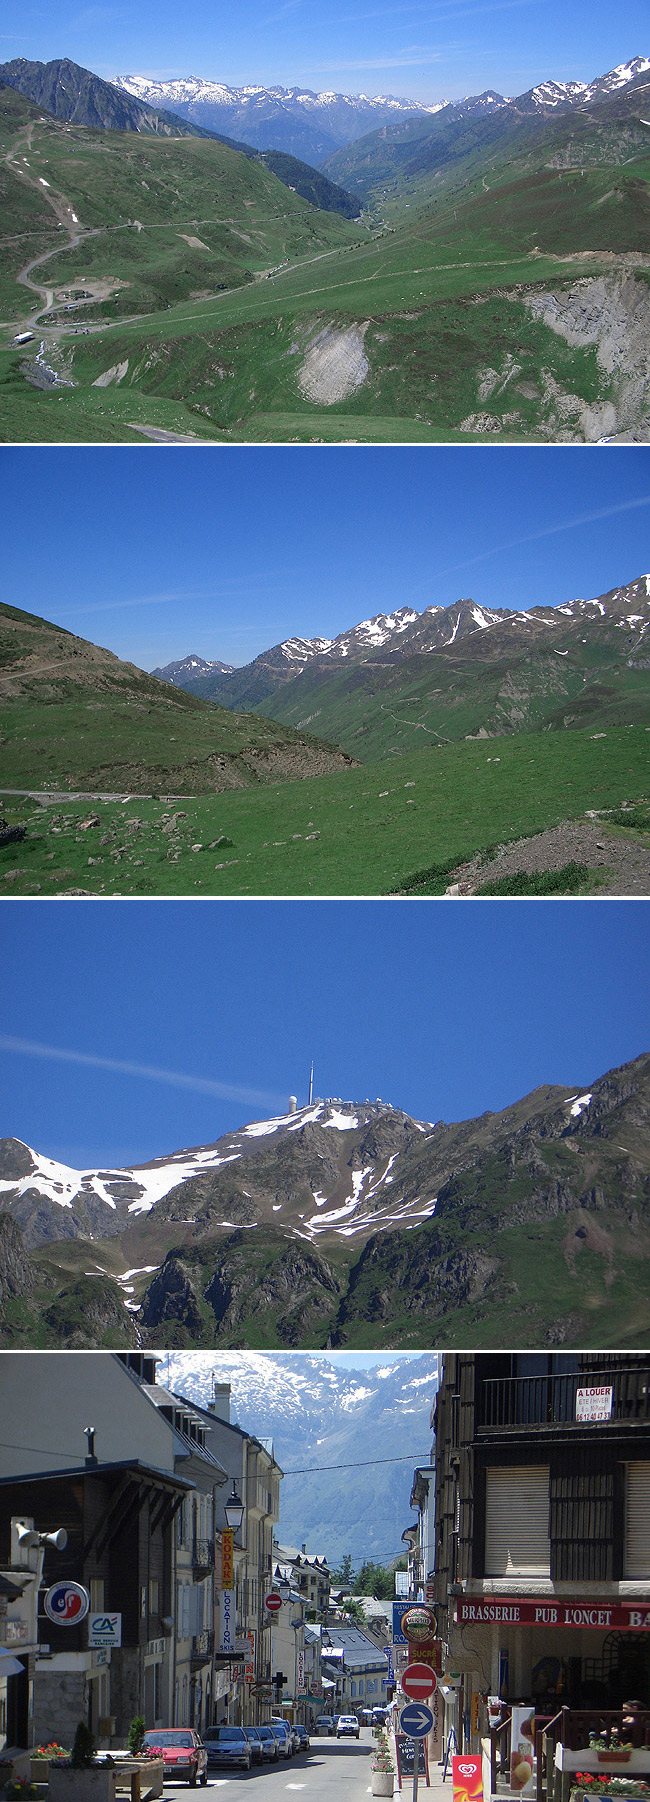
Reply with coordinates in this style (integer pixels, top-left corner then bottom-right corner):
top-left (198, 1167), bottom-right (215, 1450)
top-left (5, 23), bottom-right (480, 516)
top-left (224, 1484), bottom-right (244, 1533)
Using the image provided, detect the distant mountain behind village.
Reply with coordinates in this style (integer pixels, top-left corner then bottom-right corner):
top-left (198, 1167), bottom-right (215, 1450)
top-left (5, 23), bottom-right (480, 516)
top-left (165, 1350), bottom-right (439, 1569)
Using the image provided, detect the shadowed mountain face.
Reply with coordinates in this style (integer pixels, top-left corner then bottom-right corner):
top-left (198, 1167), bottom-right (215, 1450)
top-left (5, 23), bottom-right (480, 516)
top-left (1, 1052), bottom-right (649, 1350)
top-left (0, 58), bottom-right (215, 138)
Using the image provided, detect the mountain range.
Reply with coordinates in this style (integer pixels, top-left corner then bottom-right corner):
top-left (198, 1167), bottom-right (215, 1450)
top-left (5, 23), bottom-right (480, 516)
top-left (0, 59), bottom-right (362, 218)
top-left (1, 1049), bottom-right (649, 1350)
top-left (113, 59), bottom-right (650, 169)
top-left (152, 575), bottom-right (650, 759)
top-left (164, 1350), bottom-right (439, 1567)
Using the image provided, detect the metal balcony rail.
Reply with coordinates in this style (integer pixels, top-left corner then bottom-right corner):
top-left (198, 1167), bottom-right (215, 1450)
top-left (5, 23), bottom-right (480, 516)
top-left (477, 1369), bottom-right (650, 1432)
top-left (191, 1629), bottom-right (215, 1661)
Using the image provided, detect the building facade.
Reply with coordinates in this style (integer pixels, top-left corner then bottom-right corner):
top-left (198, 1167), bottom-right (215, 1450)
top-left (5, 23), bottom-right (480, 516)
top-left (432, 1354), bottom-right (650, 1748)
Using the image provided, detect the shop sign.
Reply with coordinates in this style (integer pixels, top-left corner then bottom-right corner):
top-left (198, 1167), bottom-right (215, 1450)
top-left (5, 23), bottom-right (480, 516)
top-left (245, 1632), bottom-right (255, 1681)
top-left (89, 1614), bottom-right (121, 1648)
top-left (297, 1650), bottom-right (305, 1692)
top-left (219, 1589), bottom-right (236, 1653)
top-left (452, 1756), bottom-right (483, 1802)
top-left (576, 1387), bottom-right (613, 1423)
top-left (456, 1599), bottom-right (650, 1631)
top-left (222, 1530), bottom-right (234, 1588)
top-left (44, 1583), bottom-right (90, 1625)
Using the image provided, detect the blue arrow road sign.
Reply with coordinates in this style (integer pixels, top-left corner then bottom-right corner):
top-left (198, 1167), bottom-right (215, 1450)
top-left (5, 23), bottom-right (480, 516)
top-left (399, 1704), bottom-right (434, 1739)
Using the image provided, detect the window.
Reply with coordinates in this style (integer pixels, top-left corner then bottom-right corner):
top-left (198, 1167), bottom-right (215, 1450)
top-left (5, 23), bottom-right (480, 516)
top-left (90, 1579), bottom-right (104, 1611)
top-left (149, 1579), bottom-right (159, 1615)
top-left (625, 1464), bottom-right (650, 1576)
top-left (485, 1466), bottom-right (551, 1576)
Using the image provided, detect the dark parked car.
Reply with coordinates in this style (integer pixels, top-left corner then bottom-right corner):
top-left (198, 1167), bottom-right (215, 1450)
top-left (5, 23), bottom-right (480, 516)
top-left (294, 1726), bottom-right (310, 1754)
top-left (142, 1731), bottom-right (208, 1785)
top-left (243, 1728), bottom-right (263, 1764)
top-left (202, 1726), bottom-right (251, 1770)
top-left (256, 1726), bottom-right (280, 1762)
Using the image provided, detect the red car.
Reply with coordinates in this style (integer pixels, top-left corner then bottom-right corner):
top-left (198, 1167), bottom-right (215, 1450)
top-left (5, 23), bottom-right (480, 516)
top-left (142, 1730), bottom-right (208, 1785)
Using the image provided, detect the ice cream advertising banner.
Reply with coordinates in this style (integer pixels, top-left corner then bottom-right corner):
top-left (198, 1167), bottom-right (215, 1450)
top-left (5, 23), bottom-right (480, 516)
top-left (222, 1530), bottom-right (234, 1588)
top-left (452, 1754), bottom-right (483, 1802)
top-left (510, 1709), bottom-right (535, 1794)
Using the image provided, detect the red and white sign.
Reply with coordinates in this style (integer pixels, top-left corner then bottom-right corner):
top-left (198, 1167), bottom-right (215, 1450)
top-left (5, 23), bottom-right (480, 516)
top-left (452, 1756), bottom-right (483, 1802)
top-left (456, 1598), bottom-right (650, 1632)
top-left (576, 1386), bottom-right (613, 1423)
top-left (265, 1591), bottom-right (283, 1614)
top-left (402, 1664), bottom-right (438, 1701)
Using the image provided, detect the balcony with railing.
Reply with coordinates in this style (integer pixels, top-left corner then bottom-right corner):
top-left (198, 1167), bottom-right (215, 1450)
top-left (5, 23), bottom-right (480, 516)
top-left (191, 1629), bottom-right (214, 1662)
top-left (476, 1366), bottom-right (650, 1435)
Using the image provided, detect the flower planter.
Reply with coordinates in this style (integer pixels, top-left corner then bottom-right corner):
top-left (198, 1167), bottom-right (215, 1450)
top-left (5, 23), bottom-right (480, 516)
top-left (49, 1768), bottom-right (117, 1802)
top-left (371, 1774), bottom-right (395, 1796)
top-left (597, 1754), bottom-right (632, 1766)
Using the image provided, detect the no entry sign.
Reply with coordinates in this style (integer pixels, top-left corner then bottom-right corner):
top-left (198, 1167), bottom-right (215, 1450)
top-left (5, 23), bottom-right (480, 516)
top-left (265, 1591), bottom-right (283, 1614)
top-left (402, 1665), bottom-right (437, 1701)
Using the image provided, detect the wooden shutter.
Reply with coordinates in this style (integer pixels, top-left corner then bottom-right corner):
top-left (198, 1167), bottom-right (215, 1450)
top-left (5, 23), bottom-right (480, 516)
top-left (625, 1464), bottom-right (650, 1577)
top-left (485, 1466), bottom-right (550, 1575)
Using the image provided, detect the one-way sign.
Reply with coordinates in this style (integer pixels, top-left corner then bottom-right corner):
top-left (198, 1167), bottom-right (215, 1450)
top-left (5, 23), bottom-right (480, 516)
top-left (399, 1703), bottom-right (435, 1739)
top-left (402, 1664), bottom-right (437, 1701)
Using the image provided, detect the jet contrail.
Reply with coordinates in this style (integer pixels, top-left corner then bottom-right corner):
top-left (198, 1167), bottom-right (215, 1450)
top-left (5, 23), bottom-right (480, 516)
top-left (0, 1035), bottom-right (285, 1110)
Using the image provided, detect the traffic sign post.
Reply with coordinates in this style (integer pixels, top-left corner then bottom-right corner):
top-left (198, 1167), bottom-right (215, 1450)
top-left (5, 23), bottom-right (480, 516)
top-left (402, 1665), bottom-right (437, 1702)
top-left (399, 1705), bottom-right (435, 1802)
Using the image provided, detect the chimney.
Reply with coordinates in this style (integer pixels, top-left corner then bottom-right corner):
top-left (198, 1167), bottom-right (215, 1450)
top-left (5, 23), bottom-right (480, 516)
top-left (209, 1382), bottom-right (231, 1423)
top-left (84, 1426), bottom-right (97, 1467)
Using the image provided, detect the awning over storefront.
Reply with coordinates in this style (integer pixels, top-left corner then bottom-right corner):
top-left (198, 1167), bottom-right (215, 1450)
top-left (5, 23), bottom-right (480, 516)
top-left (456, 1599), bottom-right (650, 1630)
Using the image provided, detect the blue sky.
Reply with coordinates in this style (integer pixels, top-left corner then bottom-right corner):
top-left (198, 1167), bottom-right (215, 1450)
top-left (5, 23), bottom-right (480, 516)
top-left (1, 899), bottom-right (648, 1167)
top-left (1, 0), bottom-right (647, 104)
top-left (3, 446), bottom-right (649, 671)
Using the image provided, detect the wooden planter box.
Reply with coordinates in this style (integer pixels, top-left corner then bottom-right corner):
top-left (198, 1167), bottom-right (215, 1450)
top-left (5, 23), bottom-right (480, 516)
top-left (597, 1752), bottom-right (632, 1765)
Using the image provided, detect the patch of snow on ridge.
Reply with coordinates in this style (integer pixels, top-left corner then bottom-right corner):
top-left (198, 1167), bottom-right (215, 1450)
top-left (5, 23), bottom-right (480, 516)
top-left (127, 1152), bottom-right (241, 1213)
top-left (569, 1092), bottom-right (593, 1117)
top-left (322, 1110), bottom-right (359, 1130)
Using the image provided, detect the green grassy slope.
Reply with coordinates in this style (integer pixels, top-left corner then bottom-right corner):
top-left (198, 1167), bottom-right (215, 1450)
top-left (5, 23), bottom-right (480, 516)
top-left (1, 75), bottom-right (649, 441)
top-left (1, 723), bottom-right (648, 895)
top-left (0, 599), bottom-right (355, 798)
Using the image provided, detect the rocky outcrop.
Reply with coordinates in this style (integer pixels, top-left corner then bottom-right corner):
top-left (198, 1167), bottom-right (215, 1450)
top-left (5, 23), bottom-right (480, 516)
top-left (139, 1254), bottom-right (204, 1336)
top-left (0, 1214), bottom-right (35, 1303)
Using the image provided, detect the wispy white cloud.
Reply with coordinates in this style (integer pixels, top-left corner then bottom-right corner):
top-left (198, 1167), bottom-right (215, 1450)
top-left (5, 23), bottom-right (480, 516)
top-left (0, 1035), bottom-right (285, 1111)
top-left (415, 495), bottom-right (650, 592)
top-left (62, 576), bottom-right (287, 618)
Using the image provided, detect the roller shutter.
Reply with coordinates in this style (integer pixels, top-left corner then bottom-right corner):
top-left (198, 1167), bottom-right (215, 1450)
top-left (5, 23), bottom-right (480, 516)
top-left (625, 1464), bottom-right (650, 1577)
top-left (485, 1466), bottom-right (550, 1576)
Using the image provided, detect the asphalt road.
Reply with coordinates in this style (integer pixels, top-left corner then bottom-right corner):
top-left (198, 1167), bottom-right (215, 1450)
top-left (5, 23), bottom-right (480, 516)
top-left (164, 1734), bottom-right (374, 1802)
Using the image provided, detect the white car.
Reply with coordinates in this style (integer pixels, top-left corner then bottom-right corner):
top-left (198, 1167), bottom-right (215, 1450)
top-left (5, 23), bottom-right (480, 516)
top-left (337, 1716), bottom-right (360, 1739)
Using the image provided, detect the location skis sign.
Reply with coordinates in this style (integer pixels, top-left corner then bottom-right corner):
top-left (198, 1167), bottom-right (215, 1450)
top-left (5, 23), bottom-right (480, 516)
top-left (402, 1665), bottom-right (437, 1702)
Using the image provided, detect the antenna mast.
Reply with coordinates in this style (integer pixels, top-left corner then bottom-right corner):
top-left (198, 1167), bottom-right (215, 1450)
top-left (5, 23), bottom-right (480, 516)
top-left (308, 1061), bottom-right (314, 1106)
